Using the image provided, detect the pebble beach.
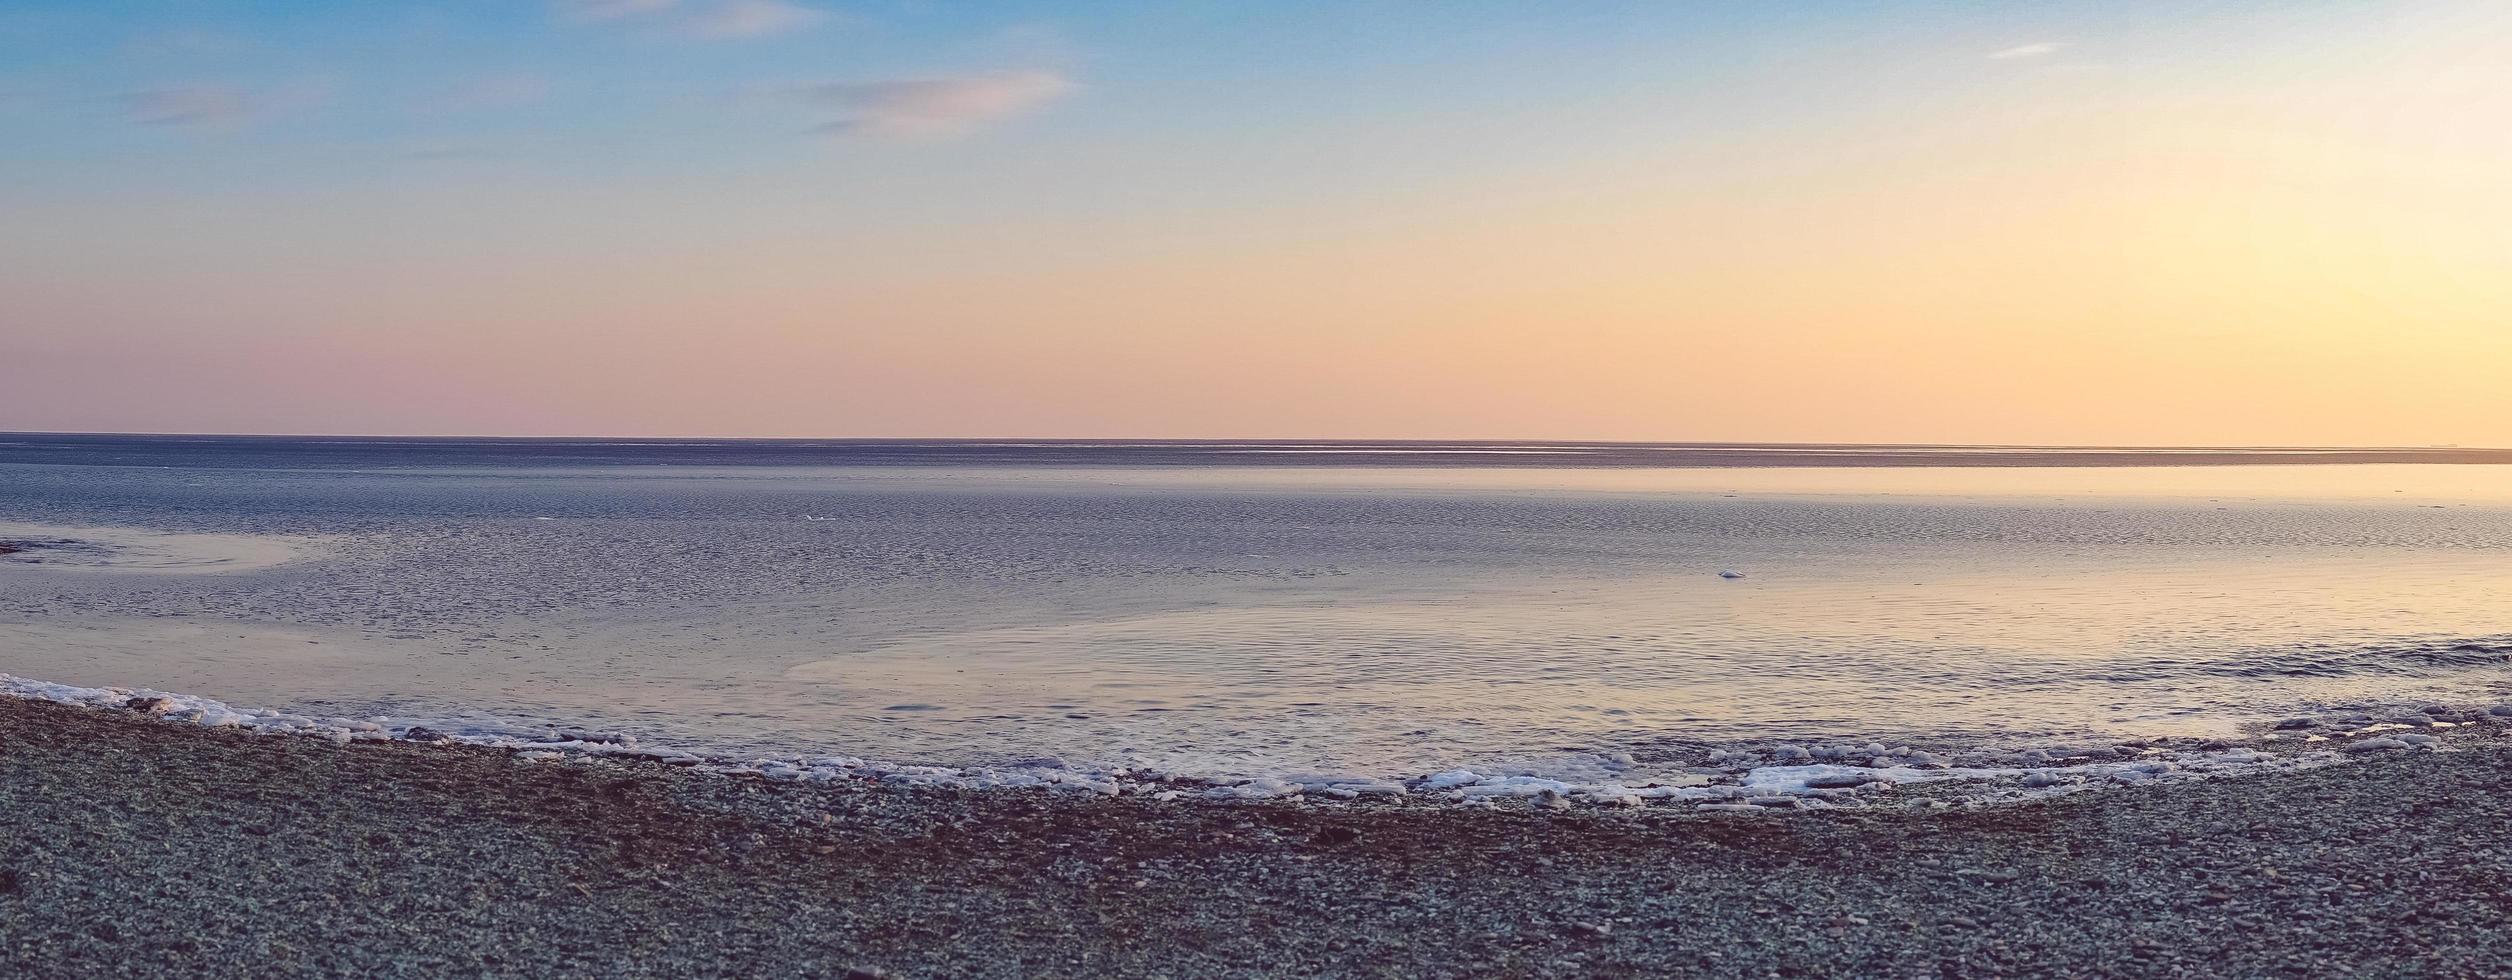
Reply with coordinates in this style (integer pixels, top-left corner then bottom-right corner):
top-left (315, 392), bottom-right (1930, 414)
top-left (8, 694), bottom-right (2512, 978)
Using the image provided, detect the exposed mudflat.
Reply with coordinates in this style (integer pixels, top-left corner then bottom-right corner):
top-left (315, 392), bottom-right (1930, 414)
top-left (0, 522), bottom-right (316, 573)
top-left (6, 697), bottom-right (2512, 978)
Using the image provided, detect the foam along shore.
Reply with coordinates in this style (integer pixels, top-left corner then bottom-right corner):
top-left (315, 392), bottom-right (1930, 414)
top-left (3, 672), bottom-right (2502, 815)
top-left (11, 686), bottom-right (2512, 976)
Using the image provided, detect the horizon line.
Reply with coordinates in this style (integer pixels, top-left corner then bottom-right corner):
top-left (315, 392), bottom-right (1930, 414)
top-left (1, 430), bottom-right (2501, 455)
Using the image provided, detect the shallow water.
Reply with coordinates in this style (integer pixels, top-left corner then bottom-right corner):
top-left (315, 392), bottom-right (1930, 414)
top-left (4, 436), bottom-right (2510, 779)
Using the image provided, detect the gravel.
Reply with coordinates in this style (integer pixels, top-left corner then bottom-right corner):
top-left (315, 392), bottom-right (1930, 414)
top-left (7, 697), bottom-right (2512, 978)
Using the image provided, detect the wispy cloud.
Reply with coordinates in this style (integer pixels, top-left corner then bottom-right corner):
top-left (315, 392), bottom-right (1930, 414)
top-left (432, 73), bottom-right (551, 113)
top-left (399, 143), bottom-right (486, 161)
top-left (122, 29), bottom-right (250, 59)
top-left (802, 70), bottom-right (1074, 139)
top-left (681, 0), bottom-right (828, 39)
top-left (1988, 42), bottom-right (2065, 60)
top-left (120, 81), bottom-right (330, 130)
top-left (122, 85), bottom-right (255, 127)
top-left (553, 0), bottom-right (678, 24)
top-left (560, 0), bottom-right (826, 39)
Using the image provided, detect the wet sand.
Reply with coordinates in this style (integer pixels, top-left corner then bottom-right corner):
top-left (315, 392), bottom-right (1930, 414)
top-left (5, 696), bottom-right (2510, 978)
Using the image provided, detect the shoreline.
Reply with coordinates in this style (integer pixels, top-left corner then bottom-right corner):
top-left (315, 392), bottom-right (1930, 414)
top-left (7, 671), bottom-right (2487, 811)
top-left (9, 697), bottom-right (2512, 976)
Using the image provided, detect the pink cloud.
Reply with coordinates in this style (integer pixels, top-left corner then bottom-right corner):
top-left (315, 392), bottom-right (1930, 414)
top-left (553, 0), bottom-right (678, 24)
top-left (123, 85), bottom-right (254, 127)
top-left (682, 0), bottom-right (827, 39)
top-left (804, 70), bottom-right (1074, 138)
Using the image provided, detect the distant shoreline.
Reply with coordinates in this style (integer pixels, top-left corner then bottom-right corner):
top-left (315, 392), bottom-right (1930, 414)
top-left (6, 431), bottom-right (2511, 470)
top-left (7, 694), bottom-right (2512, 976)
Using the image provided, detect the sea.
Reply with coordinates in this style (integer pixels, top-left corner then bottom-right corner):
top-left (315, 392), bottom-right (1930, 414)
top-left (5, 433), bottom-right (2511, 783)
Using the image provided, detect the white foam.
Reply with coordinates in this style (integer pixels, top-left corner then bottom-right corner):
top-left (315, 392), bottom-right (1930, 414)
top-left (0, 672), bottom-right (2416, 812)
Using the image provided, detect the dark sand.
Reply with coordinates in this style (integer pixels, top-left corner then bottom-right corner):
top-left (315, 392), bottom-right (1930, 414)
top-left (5, 697), bottom-right (2511, 978)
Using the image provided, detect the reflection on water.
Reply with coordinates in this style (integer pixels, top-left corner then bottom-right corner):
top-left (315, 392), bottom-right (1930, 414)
top-left (3, 441), bottom-right (2510, 778)
top-left (899, 461), bottom-right (2512, 503)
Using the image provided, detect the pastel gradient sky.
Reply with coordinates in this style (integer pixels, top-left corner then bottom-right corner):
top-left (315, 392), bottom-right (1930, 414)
top-left (3, 1), bottom-right (2507, 443)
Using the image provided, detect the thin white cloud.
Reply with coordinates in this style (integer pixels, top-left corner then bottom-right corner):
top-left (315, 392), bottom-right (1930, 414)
top-left (122, 85), bottom-right (253, 127)
top-left (1988, 42), bottom-right (2065, 60)
top-left (120, 80), bottom-right (331, 129)
top-left (554, 0), bottom-right (678, 24)
top-left (122, 29), bottom-right (250, 58)
top-left (560, 0), bottom-right (826, 40)
top-left (433, 73), bottom-right (551, 112)
top-left (399, 143), bottom-right (484, 161)
top-left (681, 0), bottom-right (827, 39)
top-left (803, 70), bottom-right (1074, 139)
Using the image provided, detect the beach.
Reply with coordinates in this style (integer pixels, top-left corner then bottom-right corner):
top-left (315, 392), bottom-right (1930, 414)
top-left (9, 440), bottom-right (2512, 977)
top-left (7, 695), bottom-right (2511, 978)
top-left (13, 0), bottom-right (2507, 972)
top-left (12, 439), bottom-right (2512, 787)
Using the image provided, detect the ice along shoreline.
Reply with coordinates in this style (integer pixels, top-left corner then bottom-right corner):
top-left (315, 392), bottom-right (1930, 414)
top-left (7, 671), bottom-right (2505, 814)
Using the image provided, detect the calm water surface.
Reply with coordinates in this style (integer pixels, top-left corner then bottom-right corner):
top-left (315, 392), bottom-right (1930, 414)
top-left (4, 436), bottom-right (2510, 778)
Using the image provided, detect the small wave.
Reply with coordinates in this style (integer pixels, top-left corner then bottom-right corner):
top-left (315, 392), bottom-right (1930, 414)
top-left (2092, 637), bottom-right (2512, 684)
top-left (8, 671), bottom-right (2489, 814)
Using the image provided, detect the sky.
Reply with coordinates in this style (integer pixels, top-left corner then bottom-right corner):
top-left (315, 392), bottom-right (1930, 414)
top-left (2, 1), bottom-right (2507, 445)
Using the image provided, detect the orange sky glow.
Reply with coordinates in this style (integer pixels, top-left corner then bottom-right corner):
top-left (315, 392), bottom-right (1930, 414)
top-left (3, 2), bottom-right (2506, 444)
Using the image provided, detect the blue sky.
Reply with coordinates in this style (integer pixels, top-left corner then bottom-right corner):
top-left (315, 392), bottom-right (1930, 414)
top-left (0, 2), bottom-right (2130, 192)
top-left (4, 2), bottom-right (2507, 442)
top-left (2, 0), bottom-right (2228, 287)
